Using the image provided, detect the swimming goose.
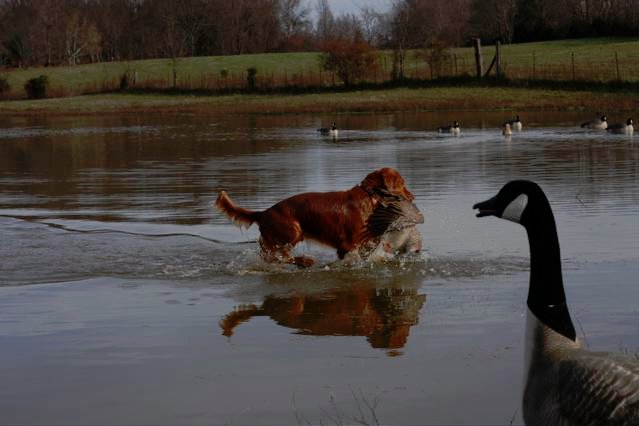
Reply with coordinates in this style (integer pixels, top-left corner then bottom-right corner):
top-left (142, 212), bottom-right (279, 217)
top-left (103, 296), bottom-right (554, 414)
top-left (606, 118), bottom-right (634, 135)
top-left (473, 180), bottom-right (639, 426)
top-left (317, 122), bottom-right (338, 137)
top-left (437, 121), bottom-right (461, 135)
top-left (506, 115), bottom-right (522, 131)
top-left (502, 123), bottom-right (513, 136)
top-left (580, 114), bottom-right (608, 130)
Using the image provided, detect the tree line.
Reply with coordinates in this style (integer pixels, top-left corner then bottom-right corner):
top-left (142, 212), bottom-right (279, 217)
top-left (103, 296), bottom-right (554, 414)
top-left (1, 0), bottom-right (638, 68)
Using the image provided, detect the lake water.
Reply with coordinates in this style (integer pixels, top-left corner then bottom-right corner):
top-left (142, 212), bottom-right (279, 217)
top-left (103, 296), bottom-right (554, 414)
top-left (1, 112), bottom-right (638, 425)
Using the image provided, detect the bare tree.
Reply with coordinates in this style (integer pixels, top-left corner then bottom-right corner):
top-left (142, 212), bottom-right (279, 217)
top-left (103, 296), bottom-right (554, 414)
top-left (470, 0), bottom-right (517, 43)
top-left (29, 0), bottom-right (65, 65)
top-left (389, 0), bottom-right (410, 79)
top-left (89, 0), bottom-right (134, 61)
top-left (279, 0), bottom-right (310, 40)
top-left (64, 10), bottom-right (101, 65)
top-left (215, 0), bottom-right (281, 55)
top-left (315, 0), bottom-right (334, 43)
top-left (359, 5), bottom-right (391, 47)
top-left (332, 13), bottom-right (363, 41)
top-left (175, 0), bottom-right (209, 56)
top-left (0, 0), bottom-right (34, 67)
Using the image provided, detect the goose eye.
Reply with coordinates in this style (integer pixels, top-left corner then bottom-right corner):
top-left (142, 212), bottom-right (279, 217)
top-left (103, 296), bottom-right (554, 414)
top-left (502, 194), bottom-right (529, 223)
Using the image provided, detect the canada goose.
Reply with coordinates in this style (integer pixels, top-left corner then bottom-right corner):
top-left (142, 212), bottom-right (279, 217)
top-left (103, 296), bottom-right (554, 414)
top-left (473, 180), bottom-right (639, 425)
top-left (506, 115), bottom-right (522, 131)
top-left (437, 121), bottom-right (461, 135)
top-left (606, 118), bottom-right (634, 134)
top-left (502, 123), bottom-right (513, 136)
top-left (317, 122), bottom-right (338, 137)
top-left (580, 114), bottom-right (608, 130)
top-left (360, 199), bottom-right (424, 261)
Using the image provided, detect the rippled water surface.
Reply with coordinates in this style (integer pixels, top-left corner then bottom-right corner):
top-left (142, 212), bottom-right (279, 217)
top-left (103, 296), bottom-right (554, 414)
top-left (1, 112), bottom-right (638, 425)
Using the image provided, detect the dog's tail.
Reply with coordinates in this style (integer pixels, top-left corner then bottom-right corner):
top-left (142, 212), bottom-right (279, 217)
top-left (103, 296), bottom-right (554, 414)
top-left (214, 191), bottom-right (261, 228)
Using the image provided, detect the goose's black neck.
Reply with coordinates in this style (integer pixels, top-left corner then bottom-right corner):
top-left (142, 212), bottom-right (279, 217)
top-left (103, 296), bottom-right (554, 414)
top-left (524, 204), bottom-right (577, 341)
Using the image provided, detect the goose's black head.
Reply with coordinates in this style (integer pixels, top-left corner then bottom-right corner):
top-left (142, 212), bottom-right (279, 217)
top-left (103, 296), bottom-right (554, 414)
top-left (601, 114), bottom-right (607, 122)
top-left (474, 180), bottom-right (576, 340)
top-left (627, 118), bottom-right (634, 126)
top-left (473, 180), bottom-right (550, 228)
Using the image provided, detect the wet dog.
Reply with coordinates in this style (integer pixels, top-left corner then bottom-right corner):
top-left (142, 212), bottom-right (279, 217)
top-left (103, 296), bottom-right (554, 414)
top-left (215, 167), bottom-right (417, 267)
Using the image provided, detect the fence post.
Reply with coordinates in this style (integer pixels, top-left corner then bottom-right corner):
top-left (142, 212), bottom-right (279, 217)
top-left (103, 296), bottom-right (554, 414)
top-left (473, 38), bottom-right (483, 78)
top-left (532, 51), bottom-right (536, 80)
top-left (495, 40), bottom-right (501, 78)
top-left (571, 52), bottom-right (575, 81)
top-left (615, 52), bottom-right (620, 81)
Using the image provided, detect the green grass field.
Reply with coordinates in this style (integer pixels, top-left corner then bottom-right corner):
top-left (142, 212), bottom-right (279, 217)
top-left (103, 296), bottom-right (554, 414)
top-left (448, 37), bottom-right (639, 79)
top-left (1, 37), bottom-right (639, 102)
top-left (2, 86), bottom-right (638, 116)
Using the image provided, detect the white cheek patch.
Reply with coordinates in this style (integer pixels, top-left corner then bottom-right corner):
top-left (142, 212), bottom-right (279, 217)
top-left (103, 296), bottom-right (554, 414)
top-left (502, 194), bottom-right (528, 223)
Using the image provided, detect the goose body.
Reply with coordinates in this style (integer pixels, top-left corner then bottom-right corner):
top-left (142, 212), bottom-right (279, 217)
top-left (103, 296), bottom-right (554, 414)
top-left (473, 181), bottom-right (639, 425)
top-left (607, 118), bottom-right (634, 134)
top-left (506, 115), bottom-right (522, 131)
top-left (437, 121), bottom-right (461, 135)
top-left (581, 115), bottom-right (608, 130)
top-left (502, 123), bottom-right (513, 136)
top-left (318, 122), bottom-right (338, 137)
top-left (360, 201), bottom-right (423, 261)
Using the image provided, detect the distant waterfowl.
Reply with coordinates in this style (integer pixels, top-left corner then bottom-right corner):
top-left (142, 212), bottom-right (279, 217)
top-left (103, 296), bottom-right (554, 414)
top-left (506, 115), bottom-right (522, 131)
top-left (317, 122), bottom-right (338, 137)
top-left (437, 121), bottom-right (460, 135)
top-left (473, 180), bottom-right (639, 426)
top-left (606, 118), bottom-right (634, 134)
top-left (502, 123), bottom-right (513, 136)
top-left (580, 114), bottom-right (608, 130)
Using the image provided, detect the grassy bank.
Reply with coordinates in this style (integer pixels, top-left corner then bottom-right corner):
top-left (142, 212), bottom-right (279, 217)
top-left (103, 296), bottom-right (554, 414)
top-left (1, 37), bottom-right (639, 101)
top-left (2, 85), bottom-right (638, 117)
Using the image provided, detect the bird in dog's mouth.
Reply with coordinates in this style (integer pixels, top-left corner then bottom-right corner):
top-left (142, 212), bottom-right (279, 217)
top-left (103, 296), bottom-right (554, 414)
top-left (358, 200), bottom-right (424, 260)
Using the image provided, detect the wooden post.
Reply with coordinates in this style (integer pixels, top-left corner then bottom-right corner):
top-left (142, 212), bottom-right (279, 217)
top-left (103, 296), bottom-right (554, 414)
top-left (615, 52), bottom-right (620, 81)
top-left (454, 53), bottom-right (458, 76)
top-left (495, 40), bottom-right (501, 78)
top-left (532, 51), bottom-right (536, 80)
top-left (473, 38), bottom-right (483, 78)
top-left (571, 52), bottom-right (575, 81)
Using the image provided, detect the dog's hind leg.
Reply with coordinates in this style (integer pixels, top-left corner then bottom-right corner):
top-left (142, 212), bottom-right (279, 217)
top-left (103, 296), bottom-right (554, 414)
top-left (258, 220), bottom-right (314, 267)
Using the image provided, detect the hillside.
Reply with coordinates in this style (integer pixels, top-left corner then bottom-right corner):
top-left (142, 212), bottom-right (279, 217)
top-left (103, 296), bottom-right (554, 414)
top-left (1, 37), bottom-right (639, 103)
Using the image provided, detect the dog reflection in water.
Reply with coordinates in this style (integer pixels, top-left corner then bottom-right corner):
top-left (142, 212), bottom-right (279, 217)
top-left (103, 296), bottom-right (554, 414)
top-left (220, 283), bottom-right (426, 354)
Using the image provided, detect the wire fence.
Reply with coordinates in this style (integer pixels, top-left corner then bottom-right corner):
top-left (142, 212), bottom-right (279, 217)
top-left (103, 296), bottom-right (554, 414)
top-left (4, 50), bottom-right (639, 100)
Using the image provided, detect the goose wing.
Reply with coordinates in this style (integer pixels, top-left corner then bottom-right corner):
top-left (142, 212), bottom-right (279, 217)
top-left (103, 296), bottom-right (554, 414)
top-left (557, 351), bottom-right (639, 425)
top-left (363, 201), bottom-right (423, 240)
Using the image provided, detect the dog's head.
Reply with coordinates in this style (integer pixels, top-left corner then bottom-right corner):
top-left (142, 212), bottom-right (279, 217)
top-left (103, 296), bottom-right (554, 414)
top-left (360, 168), bottom-right (414, 202)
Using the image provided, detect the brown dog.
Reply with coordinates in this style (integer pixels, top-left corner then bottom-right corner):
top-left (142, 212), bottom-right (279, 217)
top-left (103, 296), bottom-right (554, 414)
top-left (214, 167), bottom-right (415, 267)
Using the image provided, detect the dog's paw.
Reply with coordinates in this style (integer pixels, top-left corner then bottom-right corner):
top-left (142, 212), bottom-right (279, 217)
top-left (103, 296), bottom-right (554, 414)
top-left (293, 256), bottom-right (315, 268)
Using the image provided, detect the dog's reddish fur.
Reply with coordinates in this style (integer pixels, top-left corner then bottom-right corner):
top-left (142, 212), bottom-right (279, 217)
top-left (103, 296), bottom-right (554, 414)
top-left (214, 167), bottom-right (414, 267)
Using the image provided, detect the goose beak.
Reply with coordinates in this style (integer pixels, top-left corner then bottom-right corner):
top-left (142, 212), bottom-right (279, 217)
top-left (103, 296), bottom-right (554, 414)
top-left (473, 195), bottom-right (498, 218)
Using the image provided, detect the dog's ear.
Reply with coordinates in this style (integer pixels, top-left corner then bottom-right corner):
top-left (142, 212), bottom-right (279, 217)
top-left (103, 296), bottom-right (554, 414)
top-left (361, 168), bottom-right (414, 202)
top-left (360, 169), bottom-right (385, 193)
top-left (380, 168), bottom-right (415, 201)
